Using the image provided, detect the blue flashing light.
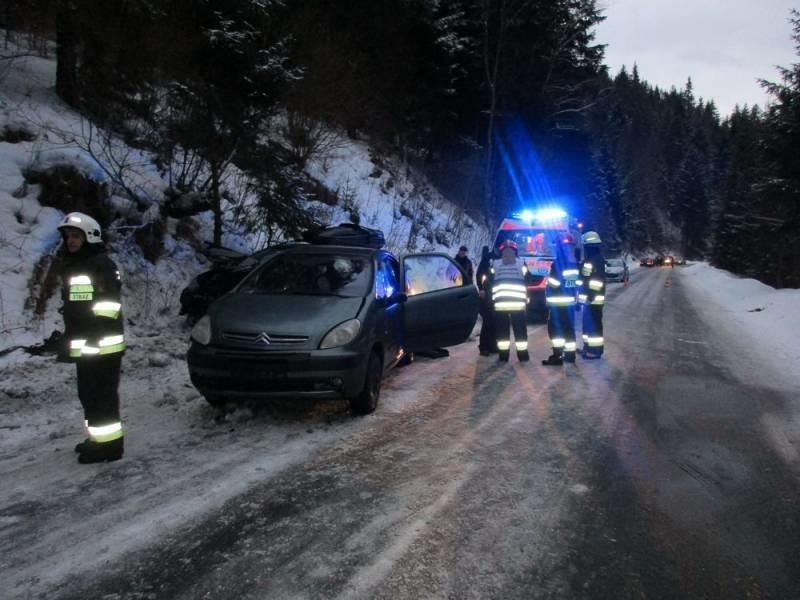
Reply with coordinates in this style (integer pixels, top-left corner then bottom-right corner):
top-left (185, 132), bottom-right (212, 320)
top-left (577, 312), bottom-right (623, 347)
top-left (536, 208), bottom-right (567, 221)
top-left (512, 207), bottom-right (567, 223)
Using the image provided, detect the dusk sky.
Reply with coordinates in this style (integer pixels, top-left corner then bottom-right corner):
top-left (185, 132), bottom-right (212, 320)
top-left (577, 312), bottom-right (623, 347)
top-left (594, 0), bottom-right (798, 116)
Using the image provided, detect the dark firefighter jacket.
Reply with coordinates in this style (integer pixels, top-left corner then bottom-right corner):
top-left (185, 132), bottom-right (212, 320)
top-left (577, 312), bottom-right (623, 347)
top-left (546, 260), bottom-right (579, 307)
top-left (578, 252), bottom-right (606, 306)
top-left (61, 245), bottom-right (125, 359)
top-left (476, 256), bottom-right (492, 292)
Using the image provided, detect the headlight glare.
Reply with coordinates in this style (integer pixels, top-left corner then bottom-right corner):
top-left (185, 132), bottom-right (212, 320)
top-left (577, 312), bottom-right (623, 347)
top-left (320, 319), bottom-right (361, 349)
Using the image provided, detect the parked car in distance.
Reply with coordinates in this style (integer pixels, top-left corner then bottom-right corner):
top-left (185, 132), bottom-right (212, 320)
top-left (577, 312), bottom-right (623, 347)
top-left (180, 243), bottom-right (301, 324)
top-left (642, 257), bottom-right (656, 267)
top-left (605, 258), bottom-right (629, 283)
top-left (187, 233), bottom-right (479, 414)
top-left (663, 255), bottom-right (674, 266)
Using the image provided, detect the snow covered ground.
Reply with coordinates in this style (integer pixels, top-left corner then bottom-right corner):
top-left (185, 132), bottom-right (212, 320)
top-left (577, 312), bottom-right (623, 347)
top-left (2, 262), bottom-right (799, 597)
top-left (680, 262), bottom-right (800, 388)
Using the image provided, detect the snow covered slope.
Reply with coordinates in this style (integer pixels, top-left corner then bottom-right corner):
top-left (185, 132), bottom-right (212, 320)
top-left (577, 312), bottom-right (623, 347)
top-left (0, 43), bottom-right (490, 350)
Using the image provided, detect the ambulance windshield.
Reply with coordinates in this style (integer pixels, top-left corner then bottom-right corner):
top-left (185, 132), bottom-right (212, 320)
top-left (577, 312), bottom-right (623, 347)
top-left (494, 228), bottom-right (559, 258)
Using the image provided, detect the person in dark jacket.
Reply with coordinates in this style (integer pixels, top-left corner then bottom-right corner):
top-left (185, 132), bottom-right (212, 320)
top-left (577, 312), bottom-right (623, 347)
top-left (542, 235), bottom-right (579, 365)
top-left (453, 245), bottom-right (474, 283)
top-left (58, 212), bottom-right (126, 463)
top-left (475, 245), bottom-right (497, 355)
top-left (578, 231), bottom-right (606, 358)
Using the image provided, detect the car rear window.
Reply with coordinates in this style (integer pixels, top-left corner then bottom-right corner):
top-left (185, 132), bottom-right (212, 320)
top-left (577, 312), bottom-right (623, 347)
top-left (237, 253), bottom-right (373, 297)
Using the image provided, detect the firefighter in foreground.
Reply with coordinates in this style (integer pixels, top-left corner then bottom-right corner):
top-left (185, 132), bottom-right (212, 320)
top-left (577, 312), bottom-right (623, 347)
top-left (542, 234), bottom-right (579, 365)
top-left (578, 230), bottom-right (605, 358)
top-left (58, 212), bottom-right (126, 463)
top-left (491, 240), bottom-right (529, 362)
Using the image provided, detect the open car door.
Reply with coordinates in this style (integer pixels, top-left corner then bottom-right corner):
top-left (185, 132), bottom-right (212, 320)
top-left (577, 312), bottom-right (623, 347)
top-left (400, 253), bottom-right (479, 352)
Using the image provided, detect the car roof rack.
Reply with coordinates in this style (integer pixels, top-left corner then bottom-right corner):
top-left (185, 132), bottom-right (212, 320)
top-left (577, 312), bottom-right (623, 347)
top-left (302, 223), bottom-right (385, 249)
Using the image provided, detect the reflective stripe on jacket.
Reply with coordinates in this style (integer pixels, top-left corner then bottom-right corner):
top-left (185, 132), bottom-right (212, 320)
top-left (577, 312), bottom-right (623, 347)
top-left (546, 263), bottom-right (579, 307)
top-left (62, 248), bottom-right (125, 358)
top-left (578, 253), bottom-right (606, 306)
top-left (491, 259), bottom-right (527, 311)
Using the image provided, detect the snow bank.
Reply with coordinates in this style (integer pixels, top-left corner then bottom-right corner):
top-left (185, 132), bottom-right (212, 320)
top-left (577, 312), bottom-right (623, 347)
top-left (681, 262), bottom-right (800, 386)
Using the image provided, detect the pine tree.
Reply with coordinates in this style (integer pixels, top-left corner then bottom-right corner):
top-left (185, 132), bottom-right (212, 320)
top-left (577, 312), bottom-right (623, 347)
top-left (757, 9), bottom-right (800, 286)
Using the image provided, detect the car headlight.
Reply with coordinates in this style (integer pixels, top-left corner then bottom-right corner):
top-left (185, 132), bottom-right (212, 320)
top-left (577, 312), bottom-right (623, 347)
top-left (320, 319), bottom-right (361, 349)
top-left (190, 315), bottom-right (212, 345)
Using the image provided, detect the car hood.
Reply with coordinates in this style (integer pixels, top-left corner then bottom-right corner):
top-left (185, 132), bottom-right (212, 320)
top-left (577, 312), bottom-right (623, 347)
top-left (606, 266), bottom-right (624, 273)
top-left (209, 293), bottom-right (365, 348)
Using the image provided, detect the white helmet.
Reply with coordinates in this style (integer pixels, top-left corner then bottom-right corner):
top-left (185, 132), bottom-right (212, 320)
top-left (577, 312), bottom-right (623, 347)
top-left (582, 231), bottom-right (602, 245)
top-left (57, 212), bottom-right (103, 244)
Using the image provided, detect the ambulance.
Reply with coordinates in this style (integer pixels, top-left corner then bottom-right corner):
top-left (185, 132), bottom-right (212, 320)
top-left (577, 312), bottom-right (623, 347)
top-left (491, 208), bottom-right (583, 319)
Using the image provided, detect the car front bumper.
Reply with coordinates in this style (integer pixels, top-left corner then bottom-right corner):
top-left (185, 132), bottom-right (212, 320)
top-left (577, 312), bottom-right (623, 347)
top-left (187, 343), bottom-right (369, 400)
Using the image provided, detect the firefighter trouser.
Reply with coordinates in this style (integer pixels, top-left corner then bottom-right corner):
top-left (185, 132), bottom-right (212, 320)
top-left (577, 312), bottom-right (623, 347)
top-left (582, 304), bottom-right (604, 355)
top-left (478, 300), bottom-right (497, 353)
top-left (494, 309), bottom-right (528, 358)
top-left (76, 354), bottom-right (123, 442)
top-left (547, 305), bottom-right (576, 357)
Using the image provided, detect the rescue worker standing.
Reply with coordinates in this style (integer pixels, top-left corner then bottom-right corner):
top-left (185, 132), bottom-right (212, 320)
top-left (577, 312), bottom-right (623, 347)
top-left (58, 212), bottom-right (126, 463)
top-left (490, 240), bottom-right (529, 362)
top-left (542, 235), bottom-right (579, 365)
top-left (475, 245), bottom-right (497, 356)
top-left (578, 231), bottom-right (606, 358)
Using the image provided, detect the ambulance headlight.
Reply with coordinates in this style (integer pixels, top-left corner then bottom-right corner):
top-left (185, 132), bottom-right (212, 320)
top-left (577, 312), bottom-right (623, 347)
top-left (191, 315), bottom-right (212, 346)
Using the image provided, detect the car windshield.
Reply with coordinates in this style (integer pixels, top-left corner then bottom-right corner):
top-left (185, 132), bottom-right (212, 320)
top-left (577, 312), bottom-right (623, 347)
top-left (237, 252), bottom-right (373, 297)
top-left (606, 259), bottom-right (624, 267)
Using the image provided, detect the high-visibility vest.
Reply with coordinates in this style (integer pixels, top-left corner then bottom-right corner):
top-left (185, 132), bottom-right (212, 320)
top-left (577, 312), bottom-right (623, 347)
top-left (491, 259), bottom-right (527, 311)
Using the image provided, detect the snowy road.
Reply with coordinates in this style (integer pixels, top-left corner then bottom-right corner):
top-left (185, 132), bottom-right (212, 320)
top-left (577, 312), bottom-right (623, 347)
top-left (2, 265), bottom-right (799, 599)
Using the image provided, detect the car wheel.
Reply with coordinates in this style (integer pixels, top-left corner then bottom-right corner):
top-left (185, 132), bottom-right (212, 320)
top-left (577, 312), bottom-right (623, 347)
top-left (349, 351), bottom-right (382, 415)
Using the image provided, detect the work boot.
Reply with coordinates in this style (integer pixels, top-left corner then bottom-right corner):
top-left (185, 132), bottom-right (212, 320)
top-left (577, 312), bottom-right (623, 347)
top-left (517, 350), bottom-right (530, 362)
top-left (541, 353), bottom-right (564, 366)
top-left (581, 348), bottom-right (602, 359)
top-left (74, 438), bottom-right (91, 453)
top-left (498, 351), bottom-right (510, 363)
top-left (563, 351), bottom-right (576, 363)
top-left (78, 438), bottom-right (124, 464)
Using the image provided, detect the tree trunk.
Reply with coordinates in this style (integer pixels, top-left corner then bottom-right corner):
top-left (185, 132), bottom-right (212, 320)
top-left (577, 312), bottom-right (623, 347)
top-left (211, 162), bottom-right (222, 246)
top-left (482, 2), bottom-right (502, 224)
top-left (55, 1), bottom-right (79, 106)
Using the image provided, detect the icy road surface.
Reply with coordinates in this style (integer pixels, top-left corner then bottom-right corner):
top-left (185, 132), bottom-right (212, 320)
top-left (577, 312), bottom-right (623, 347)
top-left (2, 266), bottom-right (799, 599)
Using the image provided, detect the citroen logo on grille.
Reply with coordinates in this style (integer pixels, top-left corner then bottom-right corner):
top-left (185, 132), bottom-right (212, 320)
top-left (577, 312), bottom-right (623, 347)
top-left (255, 332), bottom-right (272, 345)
